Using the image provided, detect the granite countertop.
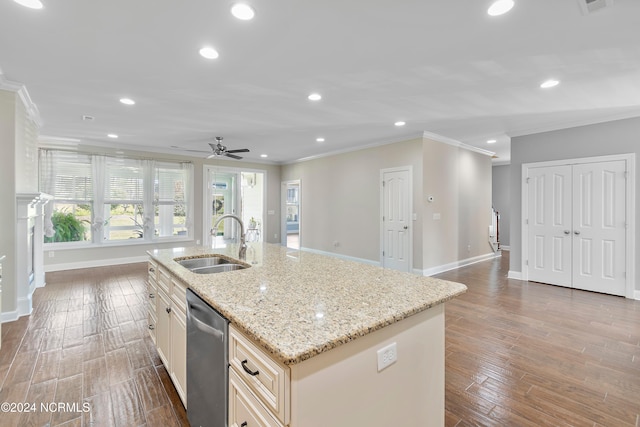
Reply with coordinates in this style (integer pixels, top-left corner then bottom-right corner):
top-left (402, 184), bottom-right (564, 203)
top-left (148, 243), bottom-right (466, 365)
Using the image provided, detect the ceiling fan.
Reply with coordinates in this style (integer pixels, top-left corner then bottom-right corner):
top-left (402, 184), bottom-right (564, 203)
top-left (171, 136), bottom-right (250, 160)
top-left (206, 136), bottom-right (250, 160)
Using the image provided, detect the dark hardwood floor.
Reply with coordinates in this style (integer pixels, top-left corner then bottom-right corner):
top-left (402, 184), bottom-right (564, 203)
top-left (0, 252), bottom-right (638, 426)
top-left (437, 252), bottom-right (640, 427)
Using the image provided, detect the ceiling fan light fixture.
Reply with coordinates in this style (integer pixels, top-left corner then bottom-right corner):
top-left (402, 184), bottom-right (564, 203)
top-left (487, 0), bottom-right (514, 16)
top-left (231, 3), bottom-right (255, 20)
top-left (13, 0), bottom-right (43, 9)
top-left (199, 46), bottom-right (219, 59)
top-left (540, 79), bottom-right (560, 89)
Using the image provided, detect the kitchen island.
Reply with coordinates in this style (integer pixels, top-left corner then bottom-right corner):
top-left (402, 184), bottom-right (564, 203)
top-left (148, 243), bottom-right (466, 426)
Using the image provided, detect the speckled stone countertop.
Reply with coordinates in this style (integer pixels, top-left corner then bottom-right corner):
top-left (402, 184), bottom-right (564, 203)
top-left (148, 244), bottom-right (466, 365)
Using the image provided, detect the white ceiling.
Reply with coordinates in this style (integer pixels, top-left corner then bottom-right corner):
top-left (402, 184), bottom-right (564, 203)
top-left (1, 0), bottom-right (639, 164)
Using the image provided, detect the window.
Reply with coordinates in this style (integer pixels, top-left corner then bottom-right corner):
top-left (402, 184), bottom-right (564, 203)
top-left (39, 150), bottom-right (193, 246)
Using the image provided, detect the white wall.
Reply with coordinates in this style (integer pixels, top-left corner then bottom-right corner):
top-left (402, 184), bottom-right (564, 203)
top-left (510, 116), bottom-right (640, 292)
top-left (492, 165), bottom-right (510, 247)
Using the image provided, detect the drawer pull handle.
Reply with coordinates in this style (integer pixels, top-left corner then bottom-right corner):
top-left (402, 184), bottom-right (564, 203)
top-left (166, 307), bottom-right (172, 314)
top-left (149, 293), bottom-right (155, 299)
top-left (241, 423), bottom-right (247, 427)
top-left (241, 359), bottom-right (259, 376)
top-left (148, 324), bottom-right (154, 330)
top-left (149, 267), bottom-right (155, 272)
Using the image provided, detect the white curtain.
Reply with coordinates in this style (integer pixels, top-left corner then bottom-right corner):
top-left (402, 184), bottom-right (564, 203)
top-left (39, 149), bottom-right (56, 238)
top-left (143, 159), bottom-right (155, 239)
top-left (182, 162), bottom-right (194, 237)
top-left (91, 155), bottom-right (106, 242)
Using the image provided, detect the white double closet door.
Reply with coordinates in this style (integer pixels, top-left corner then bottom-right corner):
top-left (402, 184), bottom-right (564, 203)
top-left (527, 159), bottom-right (627, 296)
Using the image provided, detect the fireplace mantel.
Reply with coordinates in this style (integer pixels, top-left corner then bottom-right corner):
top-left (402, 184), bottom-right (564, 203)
top-left (16, 192), bottom-right (52, 317)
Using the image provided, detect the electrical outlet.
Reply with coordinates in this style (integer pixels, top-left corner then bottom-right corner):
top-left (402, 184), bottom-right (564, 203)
top-left (377, 342), bottom-right (397, 372)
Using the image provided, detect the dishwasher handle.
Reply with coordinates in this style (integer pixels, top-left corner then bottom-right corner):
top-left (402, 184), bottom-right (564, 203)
top-left (188, 303), bottom-right (225, 341)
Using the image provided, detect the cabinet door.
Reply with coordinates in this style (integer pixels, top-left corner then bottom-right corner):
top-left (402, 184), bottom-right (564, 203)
top-left (156, 289), bottom-right (171, 368)
top-left (170, 307), bottom-right (187, 406)
top-left (229, 369), bottom-right (284, 427)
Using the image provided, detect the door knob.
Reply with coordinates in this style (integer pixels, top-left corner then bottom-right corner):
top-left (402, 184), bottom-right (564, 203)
top-left (563, 230), bottom-right (570, 235)
top-left (403, 226), bottom-right (408, 230)
top-left (574, 230), bottom-right (581, 235)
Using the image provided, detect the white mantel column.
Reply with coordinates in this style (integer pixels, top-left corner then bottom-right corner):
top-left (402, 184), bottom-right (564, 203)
top-left (16, 193), bottom-right (52, 317)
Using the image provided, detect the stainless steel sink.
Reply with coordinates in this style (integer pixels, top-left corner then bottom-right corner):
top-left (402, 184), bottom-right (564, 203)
top-left (189, 264), bottom-right (247, 274)
top-left (175, 256), bottom-right (249, 274)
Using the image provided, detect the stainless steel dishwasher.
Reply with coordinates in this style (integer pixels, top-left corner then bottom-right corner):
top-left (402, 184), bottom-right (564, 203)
top-left (187, 289), bottom-right (229, 427)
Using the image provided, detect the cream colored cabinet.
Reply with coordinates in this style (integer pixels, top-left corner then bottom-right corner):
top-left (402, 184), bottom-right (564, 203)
top-left (149, 262), bottom-right (188, 406)
top-left (229, 324), bottom-right (290, 427)
top-left (147, 260), bottom-right (158, 343)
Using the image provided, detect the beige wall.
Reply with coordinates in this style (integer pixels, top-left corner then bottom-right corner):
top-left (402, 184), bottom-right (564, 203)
top-left (15, 98), bottom-right (38, 193)
top-left (422, 137), bottom-right (492, 270)
top-left (0, 90), bottom-right (17, 314)
top-left (42, 145), bottom-right (281, 270)
top-left (282, 138), bottom-right (424, 268)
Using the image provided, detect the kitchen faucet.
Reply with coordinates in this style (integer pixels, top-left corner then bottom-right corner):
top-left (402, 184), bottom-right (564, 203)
top-left (212, 214), bottom-right (247, 260)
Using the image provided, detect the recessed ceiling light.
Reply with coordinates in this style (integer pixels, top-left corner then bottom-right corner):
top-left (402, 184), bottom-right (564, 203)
top-left (308, 93), bottom-right (322, 101)
top-left (487, 0), bottom-right (514, 16)
top-left (199, 46), bottom-right (219, 59)
top-left (13, 0), bottom-right (43, 9)
top-left (107, 134), bottom-right (118, 139)
top-left (540, 79), bottom-right (560, 89)
top-left (487, 139), bottom-right (497, 144)
top-left (316, 137), bottom-right (325, 142)
top-left (394, 121), bottom-right (406, 127)
top-left (260, 154), bottom-right (268, 158)
top-left (119, 98), bottom-right (135, 105)
top-left (231, 3), bottom-right (255, 20)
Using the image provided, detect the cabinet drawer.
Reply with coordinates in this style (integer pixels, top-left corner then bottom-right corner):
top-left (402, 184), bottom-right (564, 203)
top-left (147, 278), bottom-right (158, 314)
top-left (170, 278), bottom-right (187, 315)
top-left (229, 325), bottom-right (289, 425)
top-left (147, 260), bottom-right (158, 282)
top-left (229, 369), bottom-right (284, 427)
top-left (157, 266), bottom-right (171, 294)
top-left (148, 310), bottom-right (157, 343)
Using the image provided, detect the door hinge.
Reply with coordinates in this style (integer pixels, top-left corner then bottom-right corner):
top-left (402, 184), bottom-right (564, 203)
top-left (382, 251), bottom-right (385, 256)
top-left (382, 180), bottom-right (385, 187)
top-left (525, 219), bottom-right (529, 225)
top-left (382, 215), bottom-right (385, 221)
top-left (525, 260), bottom-right (529, 266)
top-left (624, 171), bottom-right (628, 179)
top-left (526, 177), bottom-right (530, 184)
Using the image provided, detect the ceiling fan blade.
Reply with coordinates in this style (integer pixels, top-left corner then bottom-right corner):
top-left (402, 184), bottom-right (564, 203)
top-left (226, 148), bottom-right (250, 153)
top-left (224, 153), bottom-right (243, 160)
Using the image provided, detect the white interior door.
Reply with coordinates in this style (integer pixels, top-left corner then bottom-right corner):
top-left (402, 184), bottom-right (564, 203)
top-left (527, 165), bottom-right (573, 286)
top-left (381, 168), bottom-right (412, 272)
top-left (572, 160), bottom-right (626, 295)
top-left (526, 160), bottom-right (627, 296)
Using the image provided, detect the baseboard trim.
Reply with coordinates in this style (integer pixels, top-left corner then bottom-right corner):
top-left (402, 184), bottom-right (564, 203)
top-left (44, 255), bottom-right (149, 273)
top-left (508, 270), bottom-right (523, 280)
top-left (1, 299), bottom-right (32, 324)
top-left (299, 247), bottom-right (380, 267)
top-left (634, 290), bottom-right (640, 301)
top-left (500, 246), bottom-right (510, 251)
top-left (422, 252), bottom-right (499, 277)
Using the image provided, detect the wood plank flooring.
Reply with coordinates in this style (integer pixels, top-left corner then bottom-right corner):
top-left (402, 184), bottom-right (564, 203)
top-left (0, 252), bottom-right (638, 426)
top-left (0, 263), bottom-right (188, 427)
top-left (436, 252), bottom-right (640, 427)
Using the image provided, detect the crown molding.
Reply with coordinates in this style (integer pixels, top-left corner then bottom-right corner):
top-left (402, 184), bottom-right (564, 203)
top-left (0, 68), bottom-right (43, 127)
top-left (422, 131), bottom-right (495, 157)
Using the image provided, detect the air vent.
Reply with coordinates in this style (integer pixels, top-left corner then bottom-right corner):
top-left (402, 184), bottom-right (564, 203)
top-left (578, 0), bottom-right (613, 15)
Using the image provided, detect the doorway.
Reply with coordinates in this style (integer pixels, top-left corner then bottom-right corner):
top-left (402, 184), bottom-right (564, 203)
top-left (281, 180), bottom-right (300, 249)
top-left (204, 166), bottom-right (265, 248)
top-left (523, 154), bottom-right (635, 297)
top-left (380, 167), bottom-right (413, 272)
